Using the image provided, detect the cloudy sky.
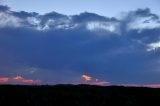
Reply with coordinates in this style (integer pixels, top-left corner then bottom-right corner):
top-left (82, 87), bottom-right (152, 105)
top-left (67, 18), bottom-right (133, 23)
top-left (2, 0), bottom-right (160, 16)
top-left (0, 0), bottom-right (160, 87)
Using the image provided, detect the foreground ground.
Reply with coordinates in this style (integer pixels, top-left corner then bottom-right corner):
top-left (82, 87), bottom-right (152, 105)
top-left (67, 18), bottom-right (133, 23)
top-left (0, 85), bottom-right (160, 106)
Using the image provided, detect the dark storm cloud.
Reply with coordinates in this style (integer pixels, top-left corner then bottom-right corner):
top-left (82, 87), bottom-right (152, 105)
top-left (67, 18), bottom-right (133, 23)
top-left (0, 5), bottom-right (160, 84)
top-left (72, 12), bottom-right (115, 22)
top-left (0, 5), bottom-right (9, 11)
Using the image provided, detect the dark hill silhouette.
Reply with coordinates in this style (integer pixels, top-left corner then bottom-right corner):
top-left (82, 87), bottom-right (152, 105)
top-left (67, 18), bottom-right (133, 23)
top-left (0, 84), bottom-right (160, 106)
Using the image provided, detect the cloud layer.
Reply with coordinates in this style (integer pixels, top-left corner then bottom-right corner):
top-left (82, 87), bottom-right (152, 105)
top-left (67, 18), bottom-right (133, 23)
top-left (0, 76), bottom-right (40, 84)
top-left (0, 5), bottom-right (160, 85)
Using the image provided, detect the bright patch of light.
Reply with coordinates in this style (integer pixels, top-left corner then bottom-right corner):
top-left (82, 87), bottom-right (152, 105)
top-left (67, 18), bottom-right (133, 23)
top-left (147, 41), bottom-right (160, 51)
top-left (128, 16), bottom-right (160, 32)
top-left (86, 21), bottom-right (118, 32)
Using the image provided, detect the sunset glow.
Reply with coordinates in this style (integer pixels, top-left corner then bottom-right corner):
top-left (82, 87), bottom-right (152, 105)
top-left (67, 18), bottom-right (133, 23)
top-left (0, 76), bottom-right (40, 84)
top-left (0, 77), bottom-right (9, 83)
top-left (0, 0), bottom-right (160, 87)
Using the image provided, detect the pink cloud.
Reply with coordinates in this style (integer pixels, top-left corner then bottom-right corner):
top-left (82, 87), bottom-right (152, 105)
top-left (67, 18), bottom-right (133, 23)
top-left (81, 74), bottom-right (110, 86)
top-left (82, 75), bottom-right (92, 81)
top-left (0, 77), bottom-right (9, 83)
top-left (81, 81), bottom-right (110, 86)
top-left (121, 84), bottom-right (160, 88)
top-left (144, 84), bottom-right (160, 88)
top-left (13, 76), bottom-right (23, 80)
top-left (0, 76), bottom-right (41, 84)
top-left (13, 75), bottom-right (41, 84)
top-left (88, 81), bottom-right (110, 86)
top-left (21, 79), bottom-right (40, 84)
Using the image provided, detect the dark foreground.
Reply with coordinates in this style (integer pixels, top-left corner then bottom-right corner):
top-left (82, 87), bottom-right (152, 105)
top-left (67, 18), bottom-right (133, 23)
top-left (0, 85), bottom-right (160, 106)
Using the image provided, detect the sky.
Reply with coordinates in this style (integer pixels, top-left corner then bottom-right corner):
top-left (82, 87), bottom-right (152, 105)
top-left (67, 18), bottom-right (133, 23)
top-left (0, 0), bottom-right (160, 87)
top-left (2, 0), bottom-right (160, 17)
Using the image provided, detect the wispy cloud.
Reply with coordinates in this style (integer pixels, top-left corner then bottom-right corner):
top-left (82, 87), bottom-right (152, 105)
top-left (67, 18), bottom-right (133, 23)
top-left (0, 76), bottom-right (41, 84)
top-left (121, 84), bottom-right (160, 88)
top-left (13, 75), bottom-right (40, 84)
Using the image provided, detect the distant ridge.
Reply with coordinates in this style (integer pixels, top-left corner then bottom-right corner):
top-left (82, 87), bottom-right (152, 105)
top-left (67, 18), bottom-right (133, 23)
top-left (0, 84), bottom-right (160, 106)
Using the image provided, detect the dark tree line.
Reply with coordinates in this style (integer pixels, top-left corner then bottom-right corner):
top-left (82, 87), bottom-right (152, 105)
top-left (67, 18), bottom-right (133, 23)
top-left (0, 85), bottom-right (160, 106)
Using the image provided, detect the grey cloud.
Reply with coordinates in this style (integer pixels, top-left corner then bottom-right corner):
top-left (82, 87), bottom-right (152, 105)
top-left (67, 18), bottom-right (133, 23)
top-left (0, 5), bottom-right (160, 84)
top-left (0, 5), bottom-right (9, 11)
